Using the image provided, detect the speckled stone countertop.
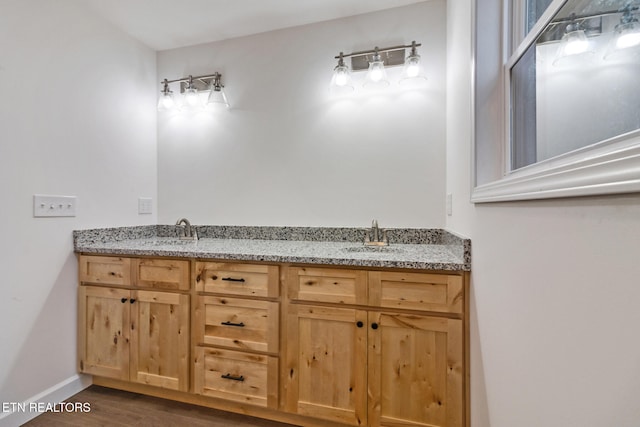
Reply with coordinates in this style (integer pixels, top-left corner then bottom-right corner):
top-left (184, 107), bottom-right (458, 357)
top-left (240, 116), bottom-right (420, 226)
top-left (73, 225), bottom-right (471, 271)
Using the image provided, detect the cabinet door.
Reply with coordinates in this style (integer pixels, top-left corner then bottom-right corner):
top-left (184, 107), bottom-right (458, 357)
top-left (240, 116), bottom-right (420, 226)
top-left (133, 258), bottom-right (190, 291)
top-left (369, 271), bottom-right (463, 314)
top-left (285, 304), bottom-right (367, 426)
top-left (368, 312), bottom-right (464, 427)
top-left (288, 267), bottom-right (367, 305)
top-left (129, 290), bottom-right (190, 391)
top-left (79, 255), bottom-right (131, 287)
top-left (78, 286), bottom-right (130, 380)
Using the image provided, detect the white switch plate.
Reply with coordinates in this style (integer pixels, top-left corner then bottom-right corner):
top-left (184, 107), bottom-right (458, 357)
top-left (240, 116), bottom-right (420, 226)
top-left (446, 193), bottom-right (453, 216)
top-left (34, 194), bottom-right (76, 217)
top-left (138, 197), bottom-right (152, 214)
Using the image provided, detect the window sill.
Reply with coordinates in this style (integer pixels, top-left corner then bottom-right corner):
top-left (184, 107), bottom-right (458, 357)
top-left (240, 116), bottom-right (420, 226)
top-left (472, 131), bottom-right (640, 203)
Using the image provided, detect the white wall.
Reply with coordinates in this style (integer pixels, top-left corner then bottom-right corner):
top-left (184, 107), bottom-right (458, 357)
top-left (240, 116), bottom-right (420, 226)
top-left (156, 1), bottom-right (446, 228)
top-left (0, 0), bottom-right (157, 421)
top-left (447, 0), bottom-right (640, 426)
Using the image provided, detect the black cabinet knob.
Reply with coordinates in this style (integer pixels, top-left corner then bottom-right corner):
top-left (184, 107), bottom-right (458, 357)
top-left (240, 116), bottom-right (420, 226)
top-left (129, 298), bottom-right (136, 304)
top-left (356, 321), bottom-right (364, 328)
top-left (371, 322), bottom-right (379, 330)
top-left (120, 298), bottom-right (127, 303)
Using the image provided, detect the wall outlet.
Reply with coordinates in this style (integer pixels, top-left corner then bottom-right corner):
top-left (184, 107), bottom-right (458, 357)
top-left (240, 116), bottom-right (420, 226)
top-left (138, 197), bottom-right (152, 214)
top-left (446, 193), bottom-right (453, 216)
top-left (33, 194), bottom-right (76, 217)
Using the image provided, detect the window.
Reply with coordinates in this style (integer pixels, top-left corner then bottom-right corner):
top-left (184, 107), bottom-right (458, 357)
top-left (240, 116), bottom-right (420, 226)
top-left (472, 0), bottom-right (640, 202)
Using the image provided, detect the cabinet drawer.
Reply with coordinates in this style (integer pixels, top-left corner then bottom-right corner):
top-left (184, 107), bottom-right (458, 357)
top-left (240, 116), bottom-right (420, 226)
top-left (194, 347), bottom-right (278, 408)
top-left (288, 267), bottom-right (367, 305)
top-left (79, 255), bottom-right (131, 286)
top-left (133, 259), bottom-right (189, 291)
top-left (195, 262), bottom-right (278, 297)
top-left (369, 271), bottom-right (463, 314)
top-left (196, 296), bottom-right (279, 353)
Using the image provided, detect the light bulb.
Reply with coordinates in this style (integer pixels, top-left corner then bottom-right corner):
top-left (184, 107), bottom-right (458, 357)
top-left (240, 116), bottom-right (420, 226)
top-left (617, 31), bottom-right (640, 48)
top-left (406, 63), bottom-right (420, 77)
top-left (399, 45), bottom-right (427, 86)
top-left (370, 66), bottom-right (383, 82)
top-left (364, 51), bottom-right (389, 88)
top-left (564, 36), bottom-right (588, 55)
top-left (157, 92), bottom-right (177, 112)
top-left (329, 57), bottom-right (354, 94)
top-left (184, 88), bottom-right (200, 107)
top-left (335, 71), bottom-right (348, 86)
top-left (157, 79), bottom-right (177, 111)
top-left (603, 11), bottom-right (640, 61)
top-left (553, 24), bottom-right (593, 66)
top-left (161, 95), bottom-right (174, 109)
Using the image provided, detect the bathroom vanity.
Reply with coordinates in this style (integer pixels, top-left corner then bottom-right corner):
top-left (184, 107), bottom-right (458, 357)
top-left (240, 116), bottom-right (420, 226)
top-left (74, 225), bottom-right (470, 427)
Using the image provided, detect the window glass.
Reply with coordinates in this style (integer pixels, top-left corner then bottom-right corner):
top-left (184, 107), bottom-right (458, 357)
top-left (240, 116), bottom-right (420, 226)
top-left (510, 45), bottom-right (537, 169)
top-left (526, 0), bottom-right (555, 33)
top-left (510, 0), bottom-right (640, 171)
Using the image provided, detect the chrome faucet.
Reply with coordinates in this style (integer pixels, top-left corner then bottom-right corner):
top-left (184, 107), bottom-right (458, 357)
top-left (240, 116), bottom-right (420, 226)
top-left (175, 218), bottom-right (198, 240)
top-left (364, 219), bottom-right (389, 246)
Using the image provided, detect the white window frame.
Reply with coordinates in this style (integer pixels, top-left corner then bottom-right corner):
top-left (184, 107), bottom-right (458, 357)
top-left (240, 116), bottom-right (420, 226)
top-left (471, 0), bottom-right (640, 203)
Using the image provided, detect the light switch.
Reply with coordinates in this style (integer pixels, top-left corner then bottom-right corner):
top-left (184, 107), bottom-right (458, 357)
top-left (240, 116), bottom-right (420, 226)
top-left (33, 194), bottom-right (76, 217)
top-left (138, 197), bottom-right (152, 214)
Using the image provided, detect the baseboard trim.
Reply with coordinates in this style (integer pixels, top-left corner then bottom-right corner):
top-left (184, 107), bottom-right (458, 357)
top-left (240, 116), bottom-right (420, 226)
top-left (0, 374), bottom-right (92, 427)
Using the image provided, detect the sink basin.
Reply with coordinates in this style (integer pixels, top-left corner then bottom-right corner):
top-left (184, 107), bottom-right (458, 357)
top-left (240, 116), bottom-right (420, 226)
top-left (139, 239), bottom-right (198, 246)
top-left (342, 246), bottom-right (404, 254)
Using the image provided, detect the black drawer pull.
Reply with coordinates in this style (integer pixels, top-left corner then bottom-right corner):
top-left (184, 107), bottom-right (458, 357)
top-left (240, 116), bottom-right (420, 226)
top-left (221, 373), bottom-right (245, 382)
top-left (121, 298), bottom-right (128, 304)
top-left (222, 277), bottom-right (246, 282)
top-left (221, 321), bottom-right (245, 327)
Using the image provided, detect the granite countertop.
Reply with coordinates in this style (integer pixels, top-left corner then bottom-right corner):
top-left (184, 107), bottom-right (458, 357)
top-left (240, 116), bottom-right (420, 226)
top-left (73, 225), bottom-right (471, 271)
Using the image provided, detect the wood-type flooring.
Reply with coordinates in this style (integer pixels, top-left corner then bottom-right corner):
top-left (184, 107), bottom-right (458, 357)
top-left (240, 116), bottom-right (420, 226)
top-left (23, 385), bottom-right (298, 427)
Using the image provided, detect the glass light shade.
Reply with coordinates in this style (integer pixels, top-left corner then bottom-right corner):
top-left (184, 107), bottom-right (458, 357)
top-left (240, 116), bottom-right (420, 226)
top-left (604, 20), bottom-right (640, 60)
top-left (157, 91), bottom-right (176, 111)
top-left (207, 86), bottom-right (230, 110)
top-left (363, 59), bottom-right (389, 88)
top-left (181, 87), bottom-right (204, 111)
top-left (553, 28), bottom-right (593, 66)
top-left (399, 53), bottom-right (427, 85)
top-left (329, 64), bottom-right (354, 94)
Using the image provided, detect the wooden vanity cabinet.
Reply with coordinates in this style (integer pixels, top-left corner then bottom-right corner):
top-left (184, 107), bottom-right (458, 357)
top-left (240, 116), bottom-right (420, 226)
top-left (78, 255), bottom-right (468, 427)
top-left (78, 255), bottom-right (190, 392)
top-left (193, 261), bottom-right (279, 408)
top-left (285, 266), bottom-right (467, 427)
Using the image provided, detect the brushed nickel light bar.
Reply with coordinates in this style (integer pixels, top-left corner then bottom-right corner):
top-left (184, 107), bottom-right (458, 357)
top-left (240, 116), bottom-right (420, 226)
top-left (330, 41), bottom-right (426, 93)
top-left (158, 72), bottom-right (229, 112)
top-left (336, 41), bottom-right (422, 71)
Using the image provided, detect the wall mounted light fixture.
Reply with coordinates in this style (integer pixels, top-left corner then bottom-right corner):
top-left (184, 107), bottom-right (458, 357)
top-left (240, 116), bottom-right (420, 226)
top-left (604, 6), bottom-right (640, 59)
top-left (553, 15), bottom-right (594, 65)
top-left (546, 5), bottom-right (640, 65)
top-left (330, 41), bottom-right (426, 92)
top-left (158, 73), bottom-right (229, 112)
